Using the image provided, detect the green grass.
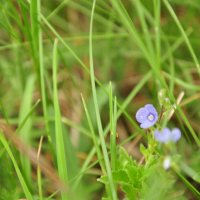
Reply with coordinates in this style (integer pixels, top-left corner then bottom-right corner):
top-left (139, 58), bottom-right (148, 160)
top-left (0, 0), bottom-right (200, 199)
top-left (53, 38), bottom-right (69, 200)
top-left (0, 133), bottom-right (33, 200)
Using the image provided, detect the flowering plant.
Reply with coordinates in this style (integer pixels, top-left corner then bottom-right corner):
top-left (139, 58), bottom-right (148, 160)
top-left (135, 101), bottom-right (182, 171)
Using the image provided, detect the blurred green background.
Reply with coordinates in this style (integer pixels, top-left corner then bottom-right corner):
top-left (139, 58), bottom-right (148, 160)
top-left (0, 0), bottom-right (200, 199)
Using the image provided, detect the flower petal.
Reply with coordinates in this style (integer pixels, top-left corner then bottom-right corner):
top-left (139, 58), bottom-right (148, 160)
top-left (145, 104), bottom-right (158, 124)
top-left (154, 128), bottom-right (171, 143)
top-left (170, 128), bottom-right (181, 142)
top-left (145, 104), bottom-right (158, 116)
top-left (140, 121), bottom-right (153, 129)
top-left (135, 107), bottom-right (148, 123)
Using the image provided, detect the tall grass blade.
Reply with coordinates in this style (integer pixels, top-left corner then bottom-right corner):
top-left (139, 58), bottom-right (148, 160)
top-left (52, 39), bottom-right (68, 200)
top-left (0, 134), bottom-right (33, 200)
top-left (89, 0), bottom-right (117, 199)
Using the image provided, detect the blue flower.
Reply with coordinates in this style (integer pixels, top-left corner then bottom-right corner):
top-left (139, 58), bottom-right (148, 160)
top-left (154, 128), bottom-right (181, 143)
top-left (154, 128), bottom-right (171, 143)
top-left (136, 104), bottom-right (158, 129)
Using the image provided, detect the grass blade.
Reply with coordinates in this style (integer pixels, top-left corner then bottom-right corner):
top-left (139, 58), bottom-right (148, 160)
top-left (109, 83), bottom-right (117, 171)
top-left (163, 0), bottom-right (200, 75)
top-left (0, 133), bottom-right (33, 200)
top-left (52, 39), bottom-right (68, 200)
top-left (89, 1), bottom-right (117, 199)
top-left (18, 75), bottom-right (35, 187)
top-left (37, 0), bottom-right (50, 137)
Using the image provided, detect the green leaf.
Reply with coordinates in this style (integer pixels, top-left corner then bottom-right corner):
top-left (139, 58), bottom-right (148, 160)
top-left (122, 184), bottom-right (140, 200)
top-left (140, 143), bottom-right (148, 158)
top-left (112, 170), bottom-right (129, 183)
top-left (117, 146), bottom-right (136, 169)
top-left (126, 165), bottom-right (144, 189)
